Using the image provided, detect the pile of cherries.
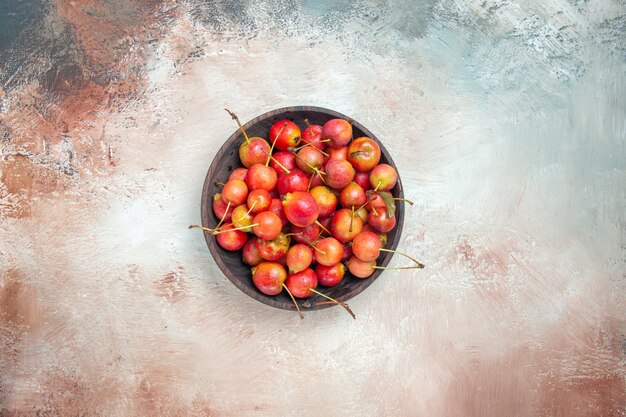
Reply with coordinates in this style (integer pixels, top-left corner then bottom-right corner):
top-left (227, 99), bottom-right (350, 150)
top-left (191, 110), bottom-right (423, 319)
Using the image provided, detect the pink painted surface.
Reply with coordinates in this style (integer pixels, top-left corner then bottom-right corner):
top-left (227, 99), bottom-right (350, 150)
top-left (1, 1), bottom-right (624, 415)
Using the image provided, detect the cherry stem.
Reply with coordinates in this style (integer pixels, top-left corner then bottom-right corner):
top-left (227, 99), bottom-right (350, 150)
top-left (373, 180), bottom-right (382, 192)
top-left (307, 241), bottom-right (326, 256)
top-left (304, 118), bottom-right (310, 128)
top-left (283, 284), bottom-right (303, 319)
top-left (215, 201), bottom-right (231, 230)
top-left (379, 248), bottom-right (425, 269)
top-left (308, 288), bottom-right (355, 320)
top-left (370, 205), bottom-right (379, 216)
top-left (291, 151), bottom-right (326, 184)
top-left (225, 108), bottom-right (250, 144)
top-left (261, 148), bottom-right (290, 173)
top-left (394, 197), bottom-right (414, 205)
top-left (314, 220), bottom-right (331, 236)
top-left (294, 142), bottom-right (329, 157)
top-left (214, 181), bottom-right (225, 187)
top-left (245, 200), bottom-right (257, 215)
top-left (266, 123), bottom-right (286, 166)
top-left (283, 232), bottom-right (302, 238)
top-left (349, 205), bottom-right (355, 233)
top-left (189, 224), bottom-right (214, 233)
top-left (233, 201), bottom-right (256, 224)
top-left (213, 223), bottom-right (258, 235)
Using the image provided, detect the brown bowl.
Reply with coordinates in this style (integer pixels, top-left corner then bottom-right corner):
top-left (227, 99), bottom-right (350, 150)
top-left (200, 106), bottom-right (405, 312)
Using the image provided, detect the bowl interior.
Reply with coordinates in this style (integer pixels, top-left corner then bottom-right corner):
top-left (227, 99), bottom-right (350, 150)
top-left (201, 106), bottom-right (405, 311)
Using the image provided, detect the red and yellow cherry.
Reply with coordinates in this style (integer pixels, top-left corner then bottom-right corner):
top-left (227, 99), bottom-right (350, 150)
top-left (270, 151), bottom-right (295, 173)
top-left (252, 261), bottom-right (287, 296)
top-left (268, 198), bottom-right (288, 226)
top-left (291, 223), bottom-right (320, 244)
top-left (245, 163), bottom-right (277, 191)
top-left (301, 124), bottom-right (325, 149)
top-left (329, 208), bottom-right (363, 243)
top-left (252, 211), bottom-right (282, 240)
top-left (239, 137), bottom-right (271, 167)
top-left (296, 146), bottom-right (325, 174)
top-left (309, 185), bottom-right (337, 218)
top-left (247, 189), bottom-right (271, 213)
top-left (285, 268), bottom-right (318, 298)
top-left (286, 244), bottom-right (313, 273)
top-left (221, 179), bottom-right (248, 206)
top-left (270, 120), bottom-right (301, 151)
top-left (324, 158), bottom-right (355, 190)
top-left (339, 182), bottom-right (366, 208)
top-left (256, 232), bottom-right (290, 261)
top-left (353, 171), bottom-right (371, 190)
top-left (347, 137), bottom-right (381, 172)
top-left (322, 118), bottom-right (352, 148)
top-left (327, 146), bottom-right (348, 161)
top-left (282, 191), bottom-right (320, 227)
top-left (242, 237), bottom-right (264, 266)
top-left (215, 223), bottom-right (248, 251)
top-left (228, 167), bottom-right (248, 182)
top-left (347, 256), bottom-right (375, 278)
top-left (316, 263), bottom-right (345, 287)
top-left (277, 168), bottom-right (309, 195)
top-left (368, 209), bottom-right (396, 233)
top-left (370, 163), bottom-right (397, 191)
top-left (351, 231), bottom-right (383, 262)
top-left (314, 237), bottom-right (344, 266)
top-left (213, 193), bottom-right (234, 222)
top-left (232, 204), bottom-right (255, 232)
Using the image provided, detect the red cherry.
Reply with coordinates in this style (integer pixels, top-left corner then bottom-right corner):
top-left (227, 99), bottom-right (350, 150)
top-left (301, 124), bottom-right (325, 149)
top-left (282, 191), bottom-right (320, 227)
top-left (285, 268), bottom-right (318, 298)
top-left (351, 231), bottom-right (383, 262)
top-left (314, 237), bottom-right (344, 266)
top-left (252, 211), bottom-right (282, 240)
top-left (221, 179), bottom-right (248, 206)
top-left (252, 261), bottom-right (287, 295)
top-left (228, 167), bottom-right (248, 182)
top-left (316, 263), bottom-right (345, 287)
top-left (277, 169), bottom-right (309, 196)
top-left (322, 119), bottom-right (352, 148)
top-left (246, 163), bottom-right (277, 191)
top-left (215, 223), bottom-right (247, 251)
top-left (270, 120), bottom-right (301, 151)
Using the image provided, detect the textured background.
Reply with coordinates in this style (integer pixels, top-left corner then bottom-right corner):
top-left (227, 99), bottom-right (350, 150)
top-left (1, 0), bottom-right (625, 416)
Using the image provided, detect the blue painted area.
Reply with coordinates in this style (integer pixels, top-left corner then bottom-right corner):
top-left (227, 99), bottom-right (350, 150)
top-left (0, 0), bottom-right (47, 52)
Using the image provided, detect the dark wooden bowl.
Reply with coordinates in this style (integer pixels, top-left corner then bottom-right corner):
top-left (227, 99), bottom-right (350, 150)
top-left (200, 106), bottom-right (405, 312)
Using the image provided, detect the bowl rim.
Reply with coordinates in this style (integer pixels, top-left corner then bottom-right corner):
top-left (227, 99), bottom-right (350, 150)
top-left (200, 105), bottom-right (405, 311)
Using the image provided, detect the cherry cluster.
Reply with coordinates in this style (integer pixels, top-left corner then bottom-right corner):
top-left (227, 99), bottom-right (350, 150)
top-left (191, 110), bottom-right (423, 319)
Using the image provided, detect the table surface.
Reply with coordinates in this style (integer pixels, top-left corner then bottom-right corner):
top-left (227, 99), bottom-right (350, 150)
top-left (1, 1), bottom-right (624, 416)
